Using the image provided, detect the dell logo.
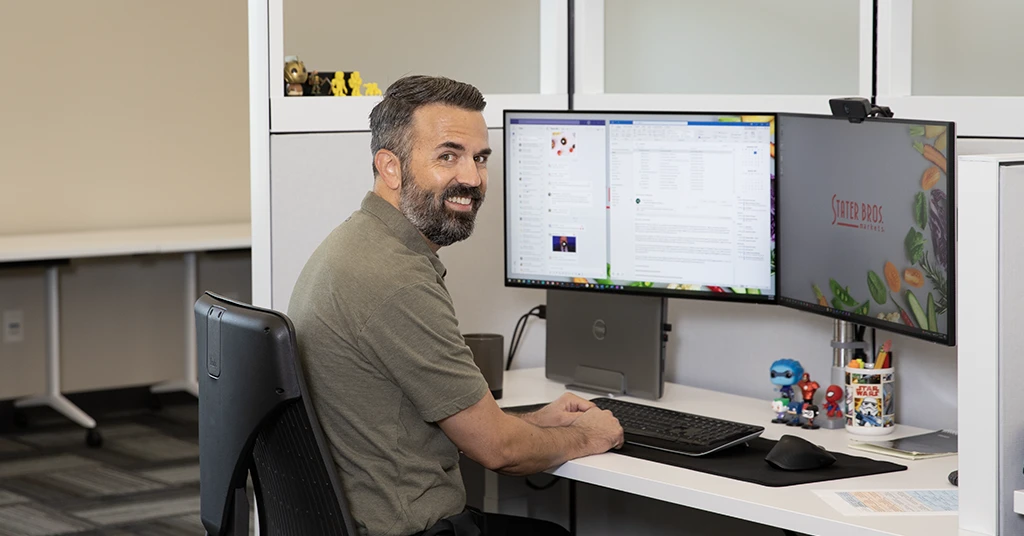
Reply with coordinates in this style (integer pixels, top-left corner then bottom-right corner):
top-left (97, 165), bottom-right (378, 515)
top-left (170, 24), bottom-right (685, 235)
top-left (592, 319), bottom-right (607, 340)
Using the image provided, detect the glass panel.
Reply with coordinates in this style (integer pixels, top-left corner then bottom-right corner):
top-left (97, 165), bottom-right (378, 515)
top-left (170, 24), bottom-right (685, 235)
top-left (912, 0), bottom-right (1024, 96)
top-left (284, 0), bottom-right (540, 94)
top-left (604, 0), bottom-right (860, 95)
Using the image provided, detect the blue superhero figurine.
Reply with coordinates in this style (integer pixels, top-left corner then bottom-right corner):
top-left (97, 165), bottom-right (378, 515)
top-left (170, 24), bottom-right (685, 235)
top-left (770, 359), bottom-right (804, 401)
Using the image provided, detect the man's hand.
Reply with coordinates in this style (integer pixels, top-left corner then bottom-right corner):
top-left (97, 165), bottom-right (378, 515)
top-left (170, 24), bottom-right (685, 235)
top-left (523, 393), bottom-right (596, 427)
top-left (572, 406), bottom-right (625, 453)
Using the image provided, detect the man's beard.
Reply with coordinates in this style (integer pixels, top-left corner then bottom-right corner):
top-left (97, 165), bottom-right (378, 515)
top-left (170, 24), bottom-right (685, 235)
top-left (399, 167), bottom-right (484, 247)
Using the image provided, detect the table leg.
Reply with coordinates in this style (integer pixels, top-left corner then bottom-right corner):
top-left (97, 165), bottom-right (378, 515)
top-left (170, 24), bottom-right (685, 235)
top-left (569, 480), bottom-right (576, 536)
top-left (151, 252), bottom-right (199, 398)
top-left (15, 266), bottom-right (99, 439)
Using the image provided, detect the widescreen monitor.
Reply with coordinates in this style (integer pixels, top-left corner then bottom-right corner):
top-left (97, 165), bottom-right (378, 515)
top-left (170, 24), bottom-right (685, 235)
top-left (776, 113), bottom-right (955, 346)
top-left (503, 110), bottom-right (777, 303)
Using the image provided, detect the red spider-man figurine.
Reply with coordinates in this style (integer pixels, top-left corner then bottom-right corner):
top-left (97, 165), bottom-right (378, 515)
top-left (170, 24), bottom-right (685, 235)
top-left (824, 384), bottom-right (844, 418)
top-left (797, 372), bottom-right (819, 404)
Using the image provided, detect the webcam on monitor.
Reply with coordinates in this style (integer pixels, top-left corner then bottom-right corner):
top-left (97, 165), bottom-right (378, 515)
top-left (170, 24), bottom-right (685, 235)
top-left (829, 97), bottom-right (894, 123)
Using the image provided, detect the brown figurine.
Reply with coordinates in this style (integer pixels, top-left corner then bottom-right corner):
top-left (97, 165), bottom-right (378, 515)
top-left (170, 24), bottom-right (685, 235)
top-left (284, 56), bottom-right (307, 96)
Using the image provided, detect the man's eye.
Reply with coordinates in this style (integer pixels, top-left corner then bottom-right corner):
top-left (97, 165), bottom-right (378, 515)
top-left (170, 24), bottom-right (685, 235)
top-left (440, 154), bottom-right (455, 162)
top-left (474, 155), bottom-right (488, 164)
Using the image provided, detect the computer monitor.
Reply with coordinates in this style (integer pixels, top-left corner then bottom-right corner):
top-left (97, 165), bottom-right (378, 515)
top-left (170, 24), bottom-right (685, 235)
top-left (504, 110), bottom-right (777, 396)
top-left (776, 113), bottom-right (956, 346)
top-left (504, 110), bottom-right (777, 300)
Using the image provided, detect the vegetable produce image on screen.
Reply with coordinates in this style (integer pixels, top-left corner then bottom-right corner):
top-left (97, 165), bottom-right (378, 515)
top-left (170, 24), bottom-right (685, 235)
top-left (777, 115), bottom-right (953, 343)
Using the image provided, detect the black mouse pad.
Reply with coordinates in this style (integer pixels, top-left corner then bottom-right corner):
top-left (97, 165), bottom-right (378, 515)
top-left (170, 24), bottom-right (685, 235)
top-left (614, 437), bottom-right (906, 487)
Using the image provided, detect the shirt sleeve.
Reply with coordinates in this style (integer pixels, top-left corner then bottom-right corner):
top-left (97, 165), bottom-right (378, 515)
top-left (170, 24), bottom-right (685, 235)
top-left (357, 281), bottom-right (490, 423)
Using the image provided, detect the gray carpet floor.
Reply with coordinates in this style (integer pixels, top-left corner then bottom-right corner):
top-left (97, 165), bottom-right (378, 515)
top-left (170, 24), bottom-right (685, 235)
top-left (0, 401), bottom-right (243, 535)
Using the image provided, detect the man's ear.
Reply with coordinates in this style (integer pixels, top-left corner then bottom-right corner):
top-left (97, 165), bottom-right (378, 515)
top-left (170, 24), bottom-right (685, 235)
top-left (374, 149), bottom-right (402, 190)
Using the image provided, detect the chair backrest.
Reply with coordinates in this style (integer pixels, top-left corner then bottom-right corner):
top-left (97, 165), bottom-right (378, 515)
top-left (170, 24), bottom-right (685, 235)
top-left (196, 292), bottom-right (358, 536)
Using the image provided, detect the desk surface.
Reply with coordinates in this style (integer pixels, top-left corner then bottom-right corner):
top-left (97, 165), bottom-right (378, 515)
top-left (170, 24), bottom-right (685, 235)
top-left (500, 368), bottom-right (961, 536)
top-left (0, 223), bottom-right (251, 263)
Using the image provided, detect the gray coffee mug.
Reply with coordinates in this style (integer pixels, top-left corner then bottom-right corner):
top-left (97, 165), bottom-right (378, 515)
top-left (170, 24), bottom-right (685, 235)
top-left (464, 333), bottom-right (504, 400)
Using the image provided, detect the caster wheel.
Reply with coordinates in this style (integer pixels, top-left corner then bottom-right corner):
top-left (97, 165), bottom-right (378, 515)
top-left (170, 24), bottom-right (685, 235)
top-left (85, 429), bottom-right (103, 448)
top-left (13, 410), bottom-right (29, 428)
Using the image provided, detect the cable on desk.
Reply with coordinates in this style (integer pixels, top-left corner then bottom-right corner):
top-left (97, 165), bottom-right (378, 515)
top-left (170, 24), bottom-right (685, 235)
top-left (505, 305), bottom-right (546, 371)
top-left (524, 474), bottom-right (561, 491)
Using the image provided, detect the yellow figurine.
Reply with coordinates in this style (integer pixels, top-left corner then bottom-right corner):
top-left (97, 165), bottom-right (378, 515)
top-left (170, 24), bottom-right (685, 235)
top-left (331, 75), bottom-right (346, 96)
top-left (348, 71), bottom-right (362, 96)
top-left (364, 82), bottom-right (382, 96)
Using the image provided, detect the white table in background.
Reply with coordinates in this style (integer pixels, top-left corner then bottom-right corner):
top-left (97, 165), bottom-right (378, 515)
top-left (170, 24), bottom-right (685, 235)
top-left (498, 367), bottom-right (964, 536)
top-left (0, 224), bottom-right (250, 444)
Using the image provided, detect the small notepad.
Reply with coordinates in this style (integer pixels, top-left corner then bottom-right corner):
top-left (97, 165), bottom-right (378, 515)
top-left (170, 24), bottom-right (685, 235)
top-left (849, 430), bottom-right (958, 460)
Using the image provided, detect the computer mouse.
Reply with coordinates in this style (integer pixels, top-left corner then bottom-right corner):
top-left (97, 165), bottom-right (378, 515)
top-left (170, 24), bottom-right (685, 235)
top-left (765, 434), bottom-right (837, 471)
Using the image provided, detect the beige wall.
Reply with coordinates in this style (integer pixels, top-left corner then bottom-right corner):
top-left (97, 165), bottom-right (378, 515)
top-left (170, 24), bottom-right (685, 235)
top-left (0, 1), bottom-right (250, 235)
top-left (284, 0), bottom-right (540, 94)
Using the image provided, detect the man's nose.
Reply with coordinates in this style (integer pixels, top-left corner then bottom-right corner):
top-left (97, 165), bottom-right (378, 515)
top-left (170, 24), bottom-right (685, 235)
top-left (457, 159), bottom-right (484, 187)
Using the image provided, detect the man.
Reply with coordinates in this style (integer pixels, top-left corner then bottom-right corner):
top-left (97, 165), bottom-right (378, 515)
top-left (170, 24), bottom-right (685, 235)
top-left (288, 75), bottom-right (624, 536)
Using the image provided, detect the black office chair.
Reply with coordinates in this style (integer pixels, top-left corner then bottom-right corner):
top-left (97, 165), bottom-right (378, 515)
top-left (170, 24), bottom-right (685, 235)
top-left (195, 291), bottom-right (359, 536)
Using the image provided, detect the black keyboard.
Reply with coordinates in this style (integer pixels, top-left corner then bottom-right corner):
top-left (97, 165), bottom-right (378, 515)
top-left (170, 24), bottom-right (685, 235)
top-left (591, 397), bottom-right (764, 456)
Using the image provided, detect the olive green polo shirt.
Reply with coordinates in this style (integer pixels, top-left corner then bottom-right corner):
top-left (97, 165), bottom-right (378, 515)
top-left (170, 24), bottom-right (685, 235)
top-left (288, 191), bottom-right (490, 536)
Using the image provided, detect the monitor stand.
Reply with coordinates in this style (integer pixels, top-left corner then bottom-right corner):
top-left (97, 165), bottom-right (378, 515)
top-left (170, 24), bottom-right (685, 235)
top-left (544, 289), bottom-right (668, 400)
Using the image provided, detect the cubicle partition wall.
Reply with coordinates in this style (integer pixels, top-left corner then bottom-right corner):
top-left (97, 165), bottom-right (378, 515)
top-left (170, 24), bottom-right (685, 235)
top-left (251, 0), bottom-right (1024, 534)
top-left (957, 154), bottom-right (1024, 536)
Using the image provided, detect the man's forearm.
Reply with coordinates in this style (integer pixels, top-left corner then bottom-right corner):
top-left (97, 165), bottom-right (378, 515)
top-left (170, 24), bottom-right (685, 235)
top-left (492, 417), bottom-right (590, 476)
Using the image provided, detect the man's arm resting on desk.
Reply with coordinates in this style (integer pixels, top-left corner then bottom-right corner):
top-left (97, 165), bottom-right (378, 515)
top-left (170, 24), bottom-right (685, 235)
top-left (514, 393), bottom-right (602, 428)
top-left (439, 391), bottom-right (623, 477)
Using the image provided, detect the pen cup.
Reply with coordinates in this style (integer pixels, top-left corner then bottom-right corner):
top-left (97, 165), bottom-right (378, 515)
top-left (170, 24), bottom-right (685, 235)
top-left (845, 366), bottom-right (895, 435)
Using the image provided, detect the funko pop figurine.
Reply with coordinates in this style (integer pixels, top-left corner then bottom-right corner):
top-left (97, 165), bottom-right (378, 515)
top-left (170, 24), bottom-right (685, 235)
top-left (770, 359), bottom-right (804, 401)
top-left (283, 56), bottom-right (308, 96)
top-left (801, 404), bottom-right (820, 429)
top-left (785, 400), bottom-right (804, 426)
top-left (824, 384), bottom-right (844, 418)
top-left (798, 372), bottom-right (820, 405)
top-left (771, 397), bottom-right (790, 424)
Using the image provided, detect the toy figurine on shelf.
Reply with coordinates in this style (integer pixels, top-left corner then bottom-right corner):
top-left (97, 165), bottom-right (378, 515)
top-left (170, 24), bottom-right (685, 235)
top-left (364, 82), bottom-right (382, 96)
top-left (348, 71), bottom-right (363, 96)
top-left (307, 71), bottom-right (326, 95)
top-left (770, 359), bottom-right (804, 401)
top-left (798, 372), bottom-right (820, 406)
top-left (331, 75), bottom-right (347, 96)
top-left (771, 397), bottom-right (790, 424)
top-left (785, 400), bottom-right (804, 426)
top-left (824, 384), bottom-right (844, 418)
top-left (284, 56), bottom-right (308, 96)
top-left (801, 404), bottom-right (821, 430)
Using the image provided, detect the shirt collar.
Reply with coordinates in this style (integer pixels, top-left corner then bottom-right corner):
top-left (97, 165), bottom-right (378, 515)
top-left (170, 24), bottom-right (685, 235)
top-left (360, 191), bottom-right (447, 278)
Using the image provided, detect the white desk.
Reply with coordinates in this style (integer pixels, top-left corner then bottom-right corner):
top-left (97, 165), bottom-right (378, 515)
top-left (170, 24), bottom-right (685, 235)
top-left (0, 224), bottom-right (250, 444)
top-left (498, 368), bottom-right (961, 536)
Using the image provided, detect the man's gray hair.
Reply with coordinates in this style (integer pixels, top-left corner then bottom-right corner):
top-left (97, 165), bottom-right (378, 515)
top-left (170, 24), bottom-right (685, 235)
top-left (369, 75), bottom-right (486, 177)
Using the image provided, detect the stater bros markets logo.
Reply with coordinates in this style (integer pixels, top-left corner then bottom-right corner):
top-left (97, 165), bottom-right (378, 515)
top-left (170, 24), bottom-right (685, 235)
top-left (832, 194), bottom-right (884, 232)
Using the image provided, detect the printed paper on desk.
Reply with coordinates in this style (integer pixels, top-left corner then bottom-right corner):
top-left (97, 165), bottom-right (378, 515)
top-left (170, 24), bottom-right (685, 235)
top-left (813, 489), bottom-right (957, 516)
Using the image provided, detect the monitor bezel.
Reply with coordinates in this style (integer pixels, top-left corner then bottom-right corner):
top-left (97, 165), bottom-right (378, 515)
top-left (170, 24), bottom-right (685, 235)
top-left (502, 108), bottom-right (779, 306)
top-left (774, 112), bottom-right (956, 347)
